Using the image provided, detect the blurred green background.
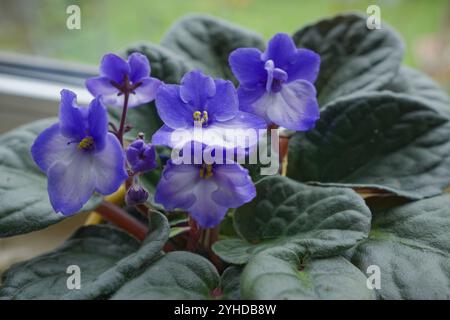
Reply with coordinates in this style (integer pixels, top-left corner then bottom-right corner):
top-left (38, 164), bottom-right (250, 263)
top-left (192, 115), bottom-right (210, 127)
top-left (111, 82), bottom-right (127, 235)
top-left (0, 0), bottom-right (449, 88)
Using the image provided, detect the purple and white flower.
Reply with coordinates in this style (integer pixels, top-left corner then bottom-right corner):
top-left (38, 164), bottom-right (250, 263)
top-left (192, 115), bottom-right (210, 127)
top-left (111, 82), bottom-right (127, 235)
top-left (229, 33), bottom-right (321, 131)
top-left (31, 90), bottom-right (128, 215)
top-left (86, 52), bottom-right (161, 108)
top-left (152, 70), bottom-right (266, 150)
top-left (154, 148), bottom-right (256, 228)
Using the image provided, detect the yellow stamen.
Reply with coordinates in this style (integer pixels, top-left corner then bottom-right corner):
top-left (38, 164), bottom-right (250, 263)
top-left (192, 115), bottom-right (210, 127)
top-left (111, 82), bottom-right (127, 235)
top-left (193, 110), bottom-right (208, 125)
top-left (199, 164), bottom-right (213, 179)
top-left (77, 136), bottom-right (94, 150)
top-left (202, 111), bottom-right (208, 123)
top-left (206, 164), bottom-right (213, 178)
top-left (193, 111), bottom-right (202, 121)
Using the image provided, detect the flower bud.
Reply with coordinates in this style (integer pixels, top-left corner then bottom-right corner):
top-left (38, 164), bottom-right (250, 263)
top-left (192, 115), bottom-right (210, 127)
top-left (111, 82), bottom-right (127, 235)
top-left (125, 184), bottom-right (149, 206)
top-left (126, 139), bottom-right (157, 173)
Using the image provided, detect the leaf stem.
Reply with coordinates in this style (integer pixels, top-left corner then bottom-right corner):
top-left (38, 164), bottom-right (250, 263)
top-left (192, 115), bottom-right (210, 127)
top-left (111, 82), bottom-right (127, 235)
top-left (96, 201), bottom-right (148, 241)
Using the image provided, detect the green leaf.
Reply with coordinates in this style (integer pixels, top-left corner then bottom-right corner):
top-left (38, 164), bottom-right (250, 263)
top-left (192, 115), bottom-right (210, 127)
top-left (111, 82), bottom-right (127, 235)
top-left (293, 14), bottom-right (404, 106)
top-left (63, 211), bottom-right (169, 299)
top-left (0, 225), bottom-right (140, 299)
top-left (213, 238), bottom-right (271, 265)
top-left (351, 195), bottom-right (450, 299)
top-left (0, 211), bottom-right (169, 299)
top-left (161, 14), bottom-right (264, 80)
top-left (241, 247), bottom-right (375, 300)
top-left (383, 66), bottom-right (450, 116)
top-left (287, 93), bottom-right (450, 199)
top-left (212, 176), bottom-right (371, 264)
top-left (111, 251), bottom-right (220, 300)
top-left (220, 266), bottom-right (242, 300)
top-left (0, 119), bottom-right (101, 238)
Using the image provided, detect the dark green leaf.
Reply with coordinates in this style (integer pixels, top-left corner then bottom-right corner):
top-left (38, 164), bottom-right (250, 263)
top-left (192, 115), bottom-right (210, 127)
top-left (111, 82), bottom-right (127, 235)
top-left (111, 251), bottom-right (220, 300)
top-left (161, 14), bottom-right (264, 80)
top-left (220, 266), bottom-right (242, 300)
top-left (213, 176), bottom-right (371, 264)
top-left (351, 195), bottom-right (450, 299)
top-left (0, 119), bottom-right (101, 237)
top-left (293, 14), bottom-right (404, 106)
top-left (0, 225), bottom-right (139, 299)
top-left (241, 247), bottom-right (375, 299)
top-left (287, 93), bottom-right (450, 199)
top-left (0, 211), bottom-right (169, 299)
top-left (63, 211), bottom-right (169, 299)
top-left (382, 66), bottom-right (450, 116)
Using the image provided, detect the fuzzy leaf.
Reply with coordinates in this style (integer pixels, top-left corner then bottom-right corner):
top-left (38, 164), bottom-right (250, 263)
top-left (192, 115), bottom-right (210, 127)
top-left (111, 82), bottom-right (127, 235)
top-left (220, 266), bottom-right (242, 300)
top-left (351, 195), bottom-right (450, 299)
top-left (242, 247), bottom-right (375, 300)
top-left (287, 93), bottom-right (450, 199)
top-left (0, 211), bottom-right (169, 299)
top-left (63, 211), bottom-right (169, 299)
top-left (293, 14), bottom-right (404, 106)
top-left (161, 14), bottom-right (264, 80)
top-left (383, 66), bottom-right (450, 116)
top-left (111, 251), bottom-right (220, 300)
top-left (213, 176), bottom-right (371, 264)
top-left (0, 225), bottom-right (139, 299)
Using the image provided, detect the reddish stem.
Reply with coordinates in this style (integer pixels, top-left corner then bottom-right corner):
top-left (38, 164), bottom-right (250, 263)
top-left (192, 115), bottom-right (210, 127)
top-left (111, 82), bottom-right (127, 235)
top-left (206, 227), bottom-right (224, 272)
top-left (96, 201), bottom-right (148, 241)
top-left (117, 91), bottom-right (130, 146)
top-left (186, 217), bottom-right (201, 251)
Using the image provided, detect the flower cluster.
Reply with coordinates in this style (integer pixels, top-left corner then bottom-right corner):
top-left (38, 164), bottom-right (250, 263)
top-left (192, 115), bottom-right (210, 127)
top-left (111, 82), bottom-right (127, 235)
top-left (31, 33), bottom-right (320, 228)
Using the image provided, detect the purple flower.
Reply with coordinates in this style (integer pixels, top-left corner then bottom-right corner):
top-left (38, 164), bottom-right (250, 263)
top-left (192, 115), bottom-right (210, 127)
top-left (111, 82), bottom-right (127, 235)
top-left (126, 139), bottom-right (157, 173)
top-left (31, 90), bottom-right (128, 215)
top-left (125, 184), bottom-right (149, 206)
top-left (86, 53), bottom-right (161, 108)
top-left (155, 157), bottom-right (256, 228)
top-left (152, 70), bottom-right (266, 149)
top-left (229, 33), bottom-right (321, 131)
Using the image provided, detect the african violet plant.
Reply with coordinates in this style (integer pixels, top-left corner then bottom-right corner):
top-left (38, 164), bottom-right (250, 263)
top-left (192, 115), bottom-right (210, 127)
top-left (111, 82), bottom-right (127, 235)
top-left (1, 13), bottom-right (450, 300)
